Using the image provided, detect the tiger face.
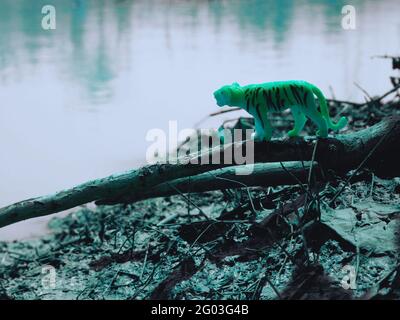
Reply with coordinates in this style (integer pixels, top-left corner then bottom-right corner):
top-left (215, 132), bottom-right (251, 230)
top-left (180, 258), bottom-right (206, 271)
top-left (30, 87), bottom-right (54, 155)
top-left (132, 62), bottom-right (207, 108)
top-left (213, 82), bottom-right (241, 107)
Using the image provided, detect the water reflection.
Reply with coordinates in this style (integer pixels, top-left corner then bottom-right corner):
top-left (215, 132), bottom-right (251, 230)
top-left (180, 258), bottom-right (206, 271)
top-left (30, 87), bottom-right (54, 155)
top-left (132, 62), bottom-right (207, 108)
top-left (1, 0), bottom-right (393, 104)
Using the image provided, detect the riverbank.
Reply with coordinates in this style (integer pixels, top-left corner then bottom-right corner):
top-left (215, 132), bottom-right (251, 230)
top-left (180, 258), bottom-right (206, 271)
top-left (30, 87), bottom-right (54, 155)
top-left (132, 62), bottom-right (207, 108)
top-left (1, 90), bottom-right (400, 299)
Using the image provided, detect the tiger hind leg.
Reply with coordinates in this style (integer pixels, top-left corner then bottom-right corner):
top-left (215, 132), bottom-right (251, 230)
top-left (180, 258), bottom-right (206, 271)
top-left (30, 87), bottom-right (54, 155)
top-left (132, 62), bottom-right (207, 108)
top-left (288, 106), bottom-right (307, 137)
top-left (302, 95), bottom-right (328, 138)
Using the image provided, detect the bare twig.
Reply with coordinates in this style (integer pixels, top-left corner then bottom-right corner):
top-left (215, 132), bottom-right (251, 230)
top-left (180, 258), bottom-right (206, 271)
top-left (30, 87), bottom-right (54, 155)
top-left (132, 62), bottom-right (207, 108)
top-left (354, 82), bottom-right (373, 102)
top-left (328, 125), bottom-right (392, 205)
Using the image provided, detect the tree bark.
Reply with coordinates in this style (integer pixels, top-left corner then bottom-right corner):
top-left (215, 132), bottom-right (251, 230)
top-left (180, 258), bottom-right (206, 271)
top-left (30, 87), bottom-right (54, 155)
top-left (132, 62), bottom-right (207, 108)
top-left (98, 161), bottom-right (321, 204)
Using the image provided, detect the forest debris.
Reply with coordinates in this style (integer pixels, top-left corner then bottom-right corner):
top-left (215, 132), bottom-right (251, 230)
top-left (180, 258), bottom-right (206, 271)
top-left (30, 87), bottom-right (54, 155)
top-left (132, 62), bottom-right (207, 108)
top-left (89, 249), bottom-right (160, 272)
top-left (280, 264), bottom-right (352, 300)
top-left (178, 221), bottom-right (231, 244)
top-left (321, 202), bottom-right (400, 255)
top-left (149, 257), bottom-right (200, 300)
top-left (362, 263), bottom-right (400, 299)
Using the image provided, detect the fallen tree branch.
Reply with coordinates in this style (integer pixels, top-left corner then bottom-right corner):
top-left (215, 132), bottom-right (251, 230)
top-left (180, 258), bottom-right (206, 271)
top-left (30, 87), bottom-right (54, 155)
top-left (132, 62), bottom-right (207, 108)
top-left (0, 116), bottom-right (399, 229)
top-left (0, 161), bottom-right (226, 228)
top-left (98, 161), bottom-right (321, 204)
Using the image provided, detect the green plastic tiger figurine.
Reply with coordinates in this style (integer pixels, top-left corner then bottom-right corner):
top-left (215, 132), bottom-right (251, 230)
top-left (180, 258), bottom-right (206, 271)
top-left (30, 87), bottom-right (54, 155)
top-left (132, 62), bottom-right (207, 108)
top-left (213, 80), bottom-right (348, 141)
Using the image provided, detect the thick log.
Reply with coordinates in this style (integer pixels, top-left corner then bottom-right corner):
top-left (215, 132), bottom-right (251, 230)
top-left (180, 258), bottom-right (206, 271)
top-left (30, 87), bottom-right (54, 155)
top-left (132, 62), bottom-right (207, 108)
top-left (101, 161), bottom-right (321, 204)
top-left (0, 116), bottom-right (399, 229)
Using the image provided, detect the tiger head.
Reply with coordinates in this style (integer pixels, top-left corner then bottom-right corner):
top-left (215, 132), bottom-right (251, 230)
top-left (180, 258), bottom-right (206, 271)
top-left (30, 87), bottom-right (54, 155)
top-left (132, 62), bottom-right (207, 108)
top-left (213, 82), bottom-right (242, 107)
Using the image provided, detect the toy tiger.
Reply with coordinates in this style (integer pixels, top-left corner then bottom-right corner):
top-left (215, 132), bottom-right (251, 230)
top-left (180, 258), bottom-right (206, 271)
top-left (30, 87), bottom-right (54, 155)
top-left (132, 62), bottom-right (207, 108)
top-left (213, 80), bottom-right (348, 141)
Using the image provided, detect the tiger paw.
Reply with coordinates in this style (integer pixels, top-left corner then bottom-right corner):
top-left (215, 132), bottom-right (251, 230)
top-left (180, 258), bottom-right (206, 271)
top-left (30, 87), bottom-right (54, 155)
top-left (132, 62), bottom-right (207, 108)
top-left (251, 132), bottom-right (264, 141)
top-left (287, 130), bottom-right (299, 138)
top-left (316, 130), bottom-right (328, 138)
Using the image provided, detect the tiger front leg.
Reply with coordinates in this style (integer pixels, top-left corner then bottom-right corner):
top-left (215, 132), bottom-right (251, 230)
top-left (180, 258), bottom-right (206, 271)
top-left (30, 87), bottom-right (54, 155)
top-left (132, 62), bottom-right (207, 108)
top-left (258, 112), bottom-right (273, 141)
top-left (251, 116), bottom-right (265, 141)
top-left (262, 113), bottom-right (272, 141)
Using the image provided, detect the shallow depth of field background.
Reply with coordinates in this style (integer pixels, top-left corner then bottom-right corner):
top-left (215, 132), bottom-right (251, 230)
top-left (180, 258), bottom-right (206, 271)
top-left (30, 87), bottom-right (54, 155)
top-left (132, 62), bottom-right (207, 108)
top-left (0, 0), bottom-right (399, 240)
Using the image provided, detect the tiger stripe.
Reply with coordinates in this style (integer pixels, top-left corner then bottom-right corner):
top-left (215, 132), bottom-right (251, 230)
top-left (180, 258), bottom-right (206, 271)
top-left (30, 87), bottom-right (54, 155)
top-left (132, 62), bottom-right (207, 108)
top-left (302, 89), bottom-right (309, 105)
top-left (282, 87), bottom-right (295, 105)
top-left (241, 84), bottom-right (312, 114)
top-left (295, 85), bottom-right (307, 106)
top-left (274, 87), bottom-right (284, 110)
top-left (289, 85), bottom-right (301, 104)
top-left (264, 89), bottom-right (278, 111)
top-left (255, 103), bottom-right (265, 129)
top-left (251, 89), bottom-right (257, 107)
